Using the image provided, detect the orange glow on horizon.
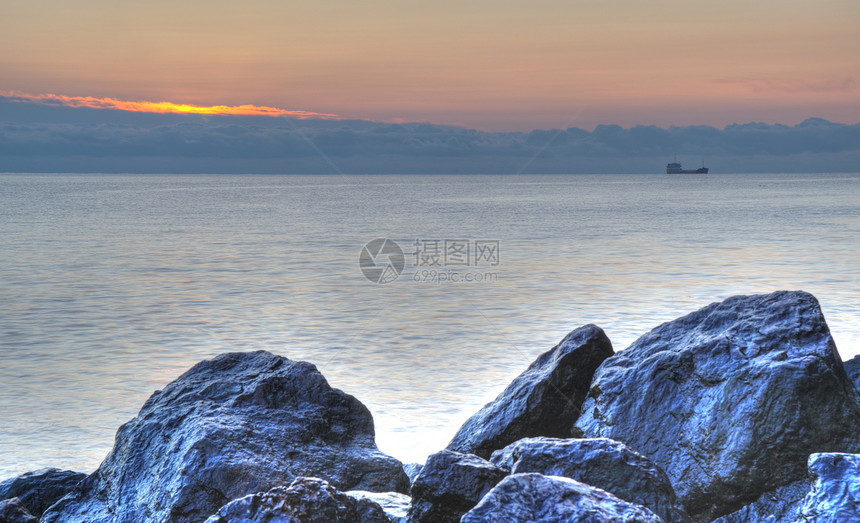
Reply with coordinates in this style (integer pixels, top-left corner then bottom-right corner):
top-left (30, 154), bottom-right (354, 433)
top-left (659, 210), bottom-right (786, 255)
top-left (2, 91), bottom-right (342, 120)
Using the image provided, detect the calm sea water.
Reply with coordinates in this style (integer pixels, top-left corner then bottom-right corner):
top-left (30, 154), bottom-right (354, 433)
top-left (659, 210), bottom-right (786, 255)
top-left (1, 173), bottom-right (858, 479)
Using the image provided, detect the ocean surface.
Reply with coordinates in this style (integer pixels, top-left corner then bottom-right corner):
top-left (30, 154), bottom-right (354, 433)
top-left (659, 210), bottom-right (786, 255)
top-left (1, 172), bottom-right (858, 479)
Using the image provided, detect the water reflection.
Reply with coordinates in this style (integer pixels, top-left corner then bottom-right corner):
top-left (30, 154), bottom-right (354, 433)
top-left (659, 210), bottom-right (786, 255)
top-left (0, 172), bottom-right (858, 476)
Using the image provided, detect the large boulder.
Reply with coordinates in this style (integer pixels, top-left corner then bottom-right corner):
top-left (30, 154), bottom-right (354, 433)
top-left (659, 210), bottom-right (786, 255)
top-left (42, 351), bottom-right (409, 523)
top-left (0, 498), bottom-right (37, 523)
top-left (490, 437), bottom-right (689, 523)
top-left (575, 291), bottom-right (860, 521)
top-left (204, 477), bottom-right (390, 523)
top-left (460, 473), bottom-right (662, 522)
top-left (0, 468), bottom-right (85, 517)
top-left (795, 453), bottom-right (860, 522)
top-left (407, 450), bottom-right (506, 523)
top-left (447, 324), bottom-right (613, 458)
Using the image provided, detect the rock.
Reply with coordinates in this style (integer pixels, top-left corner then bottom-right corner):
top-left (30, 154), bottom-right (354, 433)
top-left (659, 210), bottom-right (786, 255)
top-left (402, 463), bottom-right (424, 485)
top-left (447, 324), bottom-right (613, 458)
top-left (42, 351), bottom-right (409, 523)
top-left (0, 498), bottom-right (37, 523)
top-left (711, 480), bottom-right (808, 523)
top-left (0, 468), bottom-right (86, 517)
top-left (575, 291), bottom-right (860, 521)
top-left (345, 491), bottom-right (410, 523)
top-left (460, 473), bottom-right (662, 522)
top-left (490, 437), bottom-right (689, 523)
top-left (843, 354), bottom-right (860, 392)
top-left (407, 450), bottom-right (506, 523)
top-left (795, 453), bottom-right (860, 522)
top-left (204, 476), bottom-right (390, 523)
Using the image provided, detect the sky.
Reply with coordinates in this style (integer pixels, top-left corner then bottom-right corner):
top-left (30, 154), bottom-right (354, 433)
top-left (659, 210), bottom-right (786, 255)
top-left (2, 0), bottom-right (859, 131)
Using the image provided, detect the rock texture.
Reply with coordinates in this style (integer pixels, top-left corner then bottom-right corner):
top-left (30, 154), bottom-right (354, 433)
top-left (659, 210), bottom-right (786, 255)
top-left (843, 354), bottom-right (860, 392)
top-left (447, 324), bottom-right (613, 458)
top-left (575, 291), bottom-right (860, 521)
top-left (490, 437), bottom-right (689, 523)
top-left (460, 473), bottom-right (662, 522)
top-left (0, 498), bottom-right (37, 523)
top-left (712, 480), bottom-right (808, 523)
top-left (0, 468), bottom-right (85, 518)
top-left (345, 491), bottom-right (410, 523)
top-left (795, 453), bottom-right (860, 522)
top-left (42, 351), bottom-right (408, 523)
top-left (407, 450), bottom-right (506, 523)
top-left (402, 463), bottom-right (423, 485)
top-left (204, 477), bottom-right (390, 523)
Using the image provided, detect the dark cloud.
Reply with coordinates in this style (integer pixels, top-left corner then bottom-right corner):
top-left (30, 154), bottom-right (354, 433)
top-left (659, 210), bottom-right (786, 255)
top-left (1, 98), bottom-right (859, 173)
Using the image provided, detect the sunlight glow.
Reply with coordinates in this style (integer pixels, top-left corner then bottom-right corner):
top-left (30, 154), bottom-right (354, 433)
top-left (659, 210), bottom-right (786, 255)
top-left (2, 91), bottom-right (342, 119)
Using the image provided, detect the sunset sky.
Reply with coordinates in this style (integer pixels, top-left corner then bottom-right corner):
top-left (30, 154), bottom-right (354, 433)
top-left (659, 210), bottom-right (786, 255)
top-left (2, 0), bottom-right (859, 131)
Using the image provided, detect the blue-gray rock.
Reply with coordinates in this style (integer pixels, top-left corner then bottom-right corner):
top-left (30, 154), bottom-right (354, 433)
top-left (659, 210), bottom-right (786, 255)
top-left (0, 468), bottom-right (85, 517)
top-left (795, 453), bottom-right (860, 522)
top-left (490, 437), bottom-right (689, 523)
top-left (345, 491), bottom-right (410, 523)
top-left (447, 324), bottom-right (613, 458)
top-left (204, 477), bottom-right (390, 523)
top-left (0, 498), bottom-right (37, 523)
top-left (407, 450), bottom-right (506, 523)
top-left (843, 354), bottom-right (860, 392)
top-left (711, 480), bottom-right (808, 523)
top-left (460, 473), bottom-right (662, 522)
top-left (575, 291), bottom-right (860, 521)
top-left (402, 463), bottom-right (423, 485)
top-left (42, 351), bottom-right (409, 523)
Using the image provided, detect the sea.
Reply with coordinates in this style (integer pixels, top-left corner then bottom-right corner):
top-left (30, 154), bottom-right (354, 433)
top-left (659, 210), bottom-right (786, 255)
top-left (1, 172), bottom-right (858, 479)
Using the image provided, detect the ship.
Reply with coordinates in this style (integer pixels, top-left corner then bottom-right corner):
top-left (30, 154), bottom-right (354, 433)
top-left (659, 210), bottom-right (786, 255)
top-left (666, 157), bottom-right (708, 174)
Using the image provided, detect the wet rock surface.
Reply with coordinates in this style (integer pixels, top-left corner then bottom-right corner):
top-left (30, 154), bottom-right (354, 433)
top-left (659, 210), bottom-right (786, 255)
top-left (41, 351), bottom-right (408, 523)
top-left (402, 463), bottom-right (423, 485)
top-left (795, 453), bottom-right (860, 522)
top-left (575, 291), bottom-right (860, 521)
top-left (204, 476), bottom-right (390, 523)
top-left (0, 498), bottom-right (37, 523)
top-left (843, 354), bottom-right (860, 392)
top-left (712, 480), bottom-right (808, 523)
top-left (490, 436), bottom-right (689, 522)
top-left (0, 468), bottom-right (85, 518)
top-left (460, 473), bottom-right (662, 522)
top-left (407, 450), bottom-right (505, 523)
top-left (447, 324), bottom-right (613, 458)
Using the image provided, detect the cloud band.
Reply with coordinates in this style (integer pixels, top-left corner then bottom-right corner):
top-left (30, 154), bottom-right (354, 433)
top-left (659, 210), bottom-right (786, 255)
top-left (1, 91), bottom-right (342, 119)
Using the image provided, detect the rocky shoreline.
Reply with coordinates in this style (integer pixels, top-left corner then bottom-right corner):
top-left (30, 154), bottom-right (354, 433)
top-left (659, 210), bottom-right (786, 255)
top-left (2, 290), bottom-right (860, 522)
